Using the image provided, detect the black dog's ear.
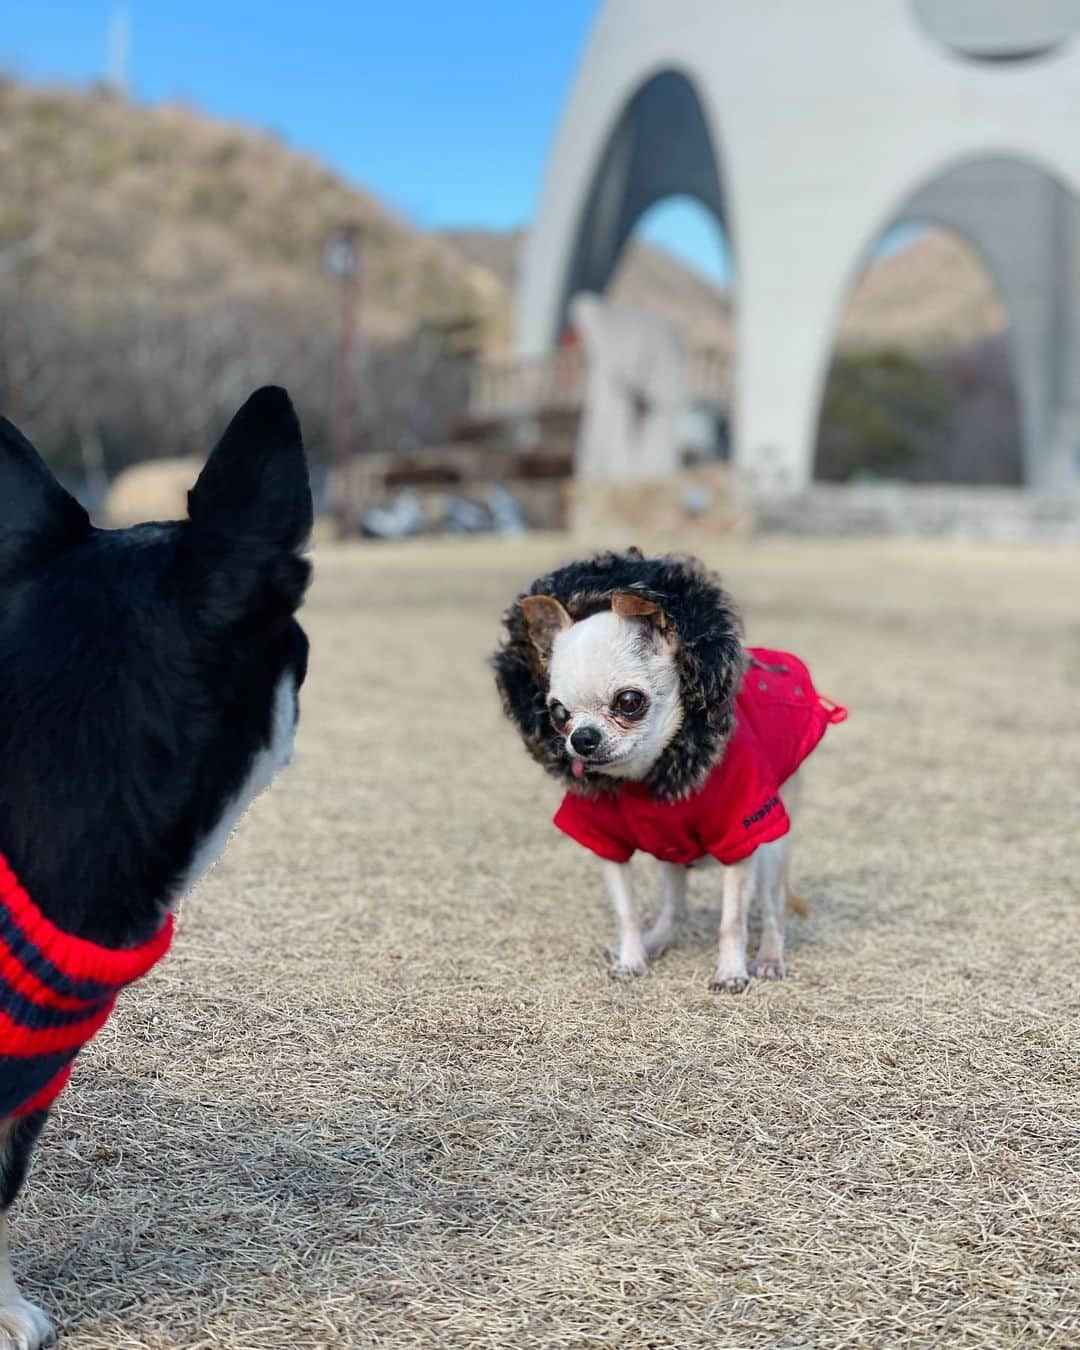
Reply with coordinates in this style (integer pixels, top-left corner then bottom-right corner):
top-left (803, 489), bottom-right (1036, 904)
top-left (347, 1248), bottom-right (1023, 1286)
top-left (0, 416), bottom-right (90, 580)
top-left (185, 387), bottom-right (312, 626)
top-left (188, 386), bottom-right (312, 552)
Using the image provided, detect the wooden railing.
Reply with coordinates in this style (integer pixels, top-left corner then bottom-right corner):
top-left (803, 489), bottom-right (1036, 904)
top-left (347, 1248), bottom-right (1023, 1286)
top-left (469, 348), bottom-right (585, 422)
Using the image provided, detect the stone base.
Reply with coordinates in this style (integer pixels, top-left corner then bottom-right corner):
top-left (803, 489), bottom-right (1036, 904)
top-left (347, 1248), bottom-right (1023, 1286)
top-left (566, 465), bottom-right (748, 539)
top-left (754, 483), bottom-right (1080, 541)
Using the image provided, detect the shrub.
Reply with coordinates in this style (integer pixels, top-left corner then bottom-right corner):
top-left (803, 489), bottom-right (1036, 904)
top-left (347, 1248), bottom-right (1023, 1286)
top-left (816, 348), bottom-right (953, 481)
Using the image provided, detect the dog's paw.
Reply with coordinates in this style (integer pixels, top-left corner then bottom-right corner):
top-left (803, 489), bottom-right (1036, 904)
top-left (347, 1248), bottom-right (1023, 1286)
top-left (0, 1294), bottom-right (55, 1350)
top-left (709, 971), bottom-right (750, 995)
top-left (642, 922), bottom-right (680, 960)
top-left (608, 956), bottom-right (649, 981)
top-left (750, 955), bottom-right (786, 981)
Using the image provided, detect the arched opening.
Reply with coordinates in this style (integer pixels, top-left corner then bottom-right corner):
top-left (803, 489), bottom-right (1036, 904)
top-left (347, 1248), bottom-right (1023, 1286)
top-left (815, 157), bottom-right (1080, 488)
top-left (605, 195), bottom-right (733, 463)
top-left (608, 195), bottom-right (731, 316)
top-left (545, 72), bottom-right (734, 481)
top-left (554, 70), bottom-right (728, 342)
top-left (816, 225), bottom-right (1022, 484)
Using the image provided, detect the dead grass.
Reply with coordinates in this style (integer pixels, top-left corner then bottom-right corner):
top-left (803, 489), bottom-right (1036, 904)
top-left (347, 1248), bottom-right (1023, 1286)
top-left (18, 536), bottom-right (1080, 1348)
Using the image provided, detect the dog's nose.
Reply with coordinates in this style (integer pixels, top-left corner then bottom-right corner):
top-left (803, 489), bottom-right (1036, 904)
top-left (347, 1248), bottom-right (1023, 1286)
top-left (570, 725), bottom-right (602, 756)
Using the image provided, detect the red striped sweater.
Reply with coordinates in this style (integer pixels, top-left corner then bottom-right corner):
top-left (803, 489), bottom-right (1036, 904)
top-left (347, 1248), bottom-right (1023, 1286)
top-left (0, 854), bottom-right (173, 1117)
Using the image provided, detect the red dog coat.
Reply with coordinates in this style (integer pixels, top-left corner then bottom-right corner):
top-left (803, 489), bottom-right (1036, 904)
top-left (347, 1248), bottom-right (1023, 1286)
top-left (0, 854), bottom-right (173, 1117)
top-left (554, 648), bottom-right (846, 866)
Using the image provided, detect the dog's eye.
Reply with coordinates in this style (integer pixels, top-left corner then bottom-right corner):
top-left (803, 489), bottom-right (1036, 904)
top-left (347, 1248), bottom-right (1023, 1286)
top-left (549, 701), bottom-right (570, 729)
top-left (612, 689), bottom-right (647, 720)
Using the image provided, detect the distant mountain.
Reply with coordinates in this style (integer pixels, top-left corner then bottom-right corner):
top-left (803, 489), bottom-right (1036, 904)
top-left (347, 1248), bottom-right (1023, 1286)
top-left (441, 228), bottom-right (525, 294)
top-left (838, 229), bottom-right (1004, 351)
top-left (0, 76), bottom-right (505, 347)
top-left (442, 228), bottom-right (733, 350)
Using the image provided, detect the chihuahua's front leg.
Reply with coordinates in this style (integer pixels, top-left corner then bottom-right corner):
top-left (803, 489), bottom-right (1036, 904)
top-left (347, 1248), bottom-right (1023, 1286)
top-left (644, 862), bottom-right (688, 960)
top-left (710, 856), bottom-right (752, 993)
top-left (600, 860), bottom-right (648, 979)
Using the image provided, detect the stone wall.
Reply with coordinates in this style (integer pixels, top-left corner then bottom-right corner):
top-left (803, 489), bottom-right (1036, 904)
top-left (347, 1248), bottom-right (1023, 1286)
top-left (754, 484), bottom-right (1080, 541)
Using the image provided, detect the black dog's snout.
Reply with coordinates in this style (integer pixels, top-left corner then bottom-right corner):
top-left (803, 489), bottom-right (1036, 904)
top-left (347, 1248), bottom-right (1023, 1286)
top-left (570, 726), bottom-right (602, 755)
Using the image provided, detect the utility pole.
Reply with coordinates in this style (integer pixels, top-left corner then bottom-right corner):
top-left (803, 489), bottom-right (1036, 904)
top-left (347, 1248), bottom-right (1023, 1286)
top-left (324, 223), bottom-right (363, 539)
top-left (106, 3), bottom-right (131, 95)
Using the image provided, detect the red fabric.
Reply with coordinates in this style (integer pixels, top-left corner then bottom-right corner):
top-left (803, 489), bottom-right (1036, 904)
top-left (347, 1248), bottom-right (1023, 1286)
top-left (0, 854), bottom-right (173, 1116)
top-left (554, 648), bottom-right (846, 867)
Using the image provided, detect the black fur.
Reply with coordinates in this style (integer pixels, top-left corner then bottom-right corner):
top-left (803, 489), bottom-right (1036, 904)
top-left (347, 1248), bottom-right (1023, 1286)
top-left (0, 385), bottom-right (312, 948)
top-left (493, 549), bottom-right (746, 801)
top-left (0, 386), bottom-right (313, 1307)
top-left (0, 1112), bottom-right (48, 1211)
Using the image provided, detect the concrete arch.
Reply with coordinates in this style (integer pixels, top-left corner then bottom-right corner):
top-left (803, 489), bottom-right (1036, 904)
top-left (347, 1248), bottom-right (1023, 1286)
top-left (550, 69), bottom-right (728, 343)
top-left (520, 0), bottom-right (1080, 492)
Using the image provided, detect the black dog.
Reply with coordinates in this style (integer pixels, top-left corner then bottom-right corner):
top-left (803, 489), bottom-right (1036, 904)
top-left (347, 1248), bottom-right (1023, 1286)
top-left (0, 387), bottom-right (312, 1346)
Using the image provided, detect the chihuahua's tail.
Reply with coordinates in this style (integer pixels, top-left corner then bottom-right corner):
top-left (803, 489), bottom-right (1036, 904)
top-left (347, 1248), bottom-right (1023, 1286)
top-left (787, 888), bottom-right (809, 918)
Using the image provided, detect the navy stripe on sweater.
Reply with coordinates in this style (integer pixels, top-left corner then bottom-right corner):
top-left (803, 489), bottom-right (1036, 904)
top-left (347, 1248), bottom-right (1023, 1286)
top-left (0, 977), bottom-right (112, 1032)
top-left (0, 1049), bottom-right (75, 1117)
top-left (0, 897), bottom-right (124, 1003)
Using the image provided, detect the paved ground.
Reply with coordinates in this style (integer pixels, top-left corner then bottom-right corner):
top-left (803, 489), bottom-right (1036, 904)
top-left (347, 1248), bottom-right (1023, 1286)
top-left (19, 536), bottom-right (1080, 1347)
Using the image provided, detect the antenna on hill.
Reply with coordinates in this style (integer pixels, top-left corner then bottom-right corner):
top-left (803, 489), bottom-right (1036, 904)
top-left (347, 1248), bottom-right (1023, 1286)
top-left (106, 2), bottom-right (131, 95)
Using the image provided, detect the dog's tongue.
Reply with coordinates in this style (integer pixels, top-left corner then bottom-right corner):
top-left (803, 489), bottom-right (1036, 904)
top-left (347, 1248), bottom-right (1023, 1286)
top-left (571, 757), bottom-right (586, 780)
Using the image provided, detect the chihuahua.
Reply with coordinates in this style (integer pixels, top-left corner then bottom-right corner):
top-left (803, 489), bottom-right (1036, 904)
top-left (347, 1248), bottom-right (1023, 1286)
top-left (494, 550), bottom-right (845, 992)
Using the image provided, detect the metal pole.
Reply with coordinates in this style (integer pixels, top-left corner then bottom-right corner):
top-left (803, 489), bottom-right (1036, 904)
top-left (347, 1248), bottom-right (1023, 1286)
top-left (329, 224), bottom-right (363, 539)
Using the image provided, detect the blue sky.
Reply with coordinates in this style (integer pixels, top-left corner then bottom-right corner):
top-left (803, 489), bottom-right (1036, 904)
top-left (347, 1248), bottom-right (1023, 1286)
top-left (0, 1), bottom-right (730, 279)
top-left (0, 3), bottom-right (919, 283)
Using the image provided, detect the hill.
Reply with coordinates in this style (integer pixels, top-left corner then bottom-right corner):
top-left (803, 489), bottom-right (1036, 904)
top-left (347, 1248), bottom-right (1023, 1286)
top-left (0, 77), bottom-right (512, 472)
top-left (442, 227), bottom-right (734, 350)
top-left (838, 229), bottom-right (1004, 350)
top-left (0, 77), bottom-right (504, 345)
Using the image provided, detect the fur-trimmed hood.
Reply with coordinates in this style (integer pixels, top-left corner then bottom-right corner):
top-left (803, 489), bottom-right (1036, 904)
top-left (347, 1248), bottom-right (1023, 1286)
top-left (492, 549), bottom-right (746, 802)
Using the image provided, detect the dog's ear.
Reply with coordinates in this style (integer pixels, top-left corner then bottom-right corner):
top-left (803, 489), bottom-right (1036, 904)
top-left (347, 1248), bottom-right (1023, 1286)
top-left (520, 595), bottom-right (572, 662)
top-left (188, 386), bottom-right (312, 553)
top-left (0, 416), bottom-right (90, 581)
top-left (186, 387), bottom-right (312, 625)
top-left (611, 591), bottom-right (668, 632)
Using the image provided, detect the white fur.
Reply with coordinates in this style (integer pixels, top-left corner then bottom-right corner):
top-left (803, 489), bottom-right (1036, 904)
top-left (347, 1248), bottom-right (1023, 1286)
top-left (601, 860), bottom-right (648, 978)
top-left (0, 1213), bottom-right (52, 1350)
top-left (643, 861), bottom-right (688, 960)
top-left (174, 673), bottom-right (298, 902)
top-left (548, 611), bottom-right (682, 780)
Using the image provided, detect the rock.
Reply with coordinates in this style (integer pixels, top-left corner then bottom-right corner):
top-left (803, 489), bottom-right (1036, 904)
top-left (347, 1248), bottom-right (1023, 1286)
top-left (102, 456), bottom-right (204, 527)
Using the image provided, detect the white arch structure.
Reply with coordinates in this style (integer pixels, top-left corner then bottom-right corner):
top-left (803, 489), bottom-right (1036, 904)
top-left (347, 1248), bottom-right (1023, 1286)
top-left (519, 1), bottom-right (1080, 492)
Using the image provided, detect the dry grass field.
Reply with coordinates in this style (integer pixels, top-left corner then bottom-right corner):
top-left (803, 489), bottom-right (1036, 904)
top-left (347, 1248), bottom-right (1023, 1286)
top-left (18, 536), bottom-right (1079, 1348)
